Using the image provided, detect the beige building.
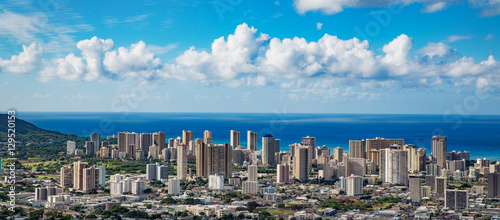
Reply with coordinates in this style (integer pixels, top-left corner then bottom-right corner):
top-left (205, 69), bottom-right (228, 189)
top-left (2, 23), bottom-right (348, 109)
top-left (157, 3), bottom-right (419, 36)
top-left (247, 130), bottom-right (257, 152)
top-left (83, 166), bottom-right (99, 191)
top-left (333, 147), bottom-right (344, 162)
top-left (294, 146), bottom-right (309, 182)
top-left (73, 161), bottom-right (85, 190)
top-left (196, 142), bottom-right (208, 177)
top-left (262, 134), bottom-right (276, 167)
top-left (60, 166), bottom-right (73, 188)
top-left (149, 145), bottom-right (160, 159)
top-left (432, 136), bottom-right (447, 168)
top-left (248, 164), bottom-right (258, 182)
top-left (349, 140), bottom-right (365, 159)
top-left (380, 149), bottom-right (408, 185)
top-left (153, 132), bottom-right (165, 152)
top-left (230, 130), bottom-right (240, 149)
top-left (177, 143), bottom-right (188, 180)
top-left (182, 130), bottom-right (193, 145)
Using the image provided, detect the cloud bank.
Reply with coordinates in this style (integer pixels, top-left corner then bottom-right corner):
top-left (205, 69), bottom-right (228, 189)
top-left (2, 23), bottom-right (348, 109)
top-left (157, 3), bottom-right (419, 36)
top-left (2, 23), bottom-right (499, 100)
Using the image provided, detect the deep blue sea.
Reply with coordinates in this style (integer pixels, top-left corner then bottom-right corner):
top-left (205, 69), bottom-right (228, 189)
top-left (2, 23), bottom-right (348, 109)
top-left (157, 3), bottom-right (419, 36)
top-left (16, 112), bottom-right (500, 160)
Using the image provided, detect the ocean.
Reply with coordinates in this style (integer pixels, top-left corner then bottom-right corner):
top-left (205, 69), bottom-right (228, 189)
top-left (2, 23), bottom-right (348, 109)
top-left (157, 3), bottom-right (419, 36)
top-left (16, 112), bottom-right (500, 160)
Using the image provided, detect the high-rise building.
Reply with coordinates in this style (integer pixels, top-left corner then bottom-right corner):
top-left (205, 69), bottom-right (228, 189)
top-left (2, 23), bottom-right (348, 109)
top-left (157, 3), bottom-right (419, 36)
top-left (125, 132), bottom-right (139, 156)
top-left (274, 139), bottom-right (281, 153)
top-left (417, 148), bottom-right (427, 172)
top-left (490, 163), bottom-right (500, 173)
top-left (230, 130), bottom-right (240, 149)
top-left (149, 145), bottom-right (160, 159)
top-left (445, 190), bottom-right (468, 210)
top-left (425, 175), bottom-right (436, 190)
top-left (100, 147), bottom-right (109, 158)
top-left (182, 130), bottom-right (193, 145)
top-left (348, 158), bottom-right (366, 176)
top-left (73, 161), bottom-right (85, 190)
top-left (177, 144), bottom-right (188, 180)
top-left (405, 145), bottom-right (424, 174)
top-left (367, 150), bottom-right (381, 168)
top-left (409, 176), bottom-right (422, 203)
top-left (333, 147), bottom-right (344, 162)
top-left (277, 164), bottom-right (290, 183)
top-left (91, 133), bottom-right (101, 154)
top-left (488, 172), bottom-right (500, 198)
top-left (60, 166), bottom-right (73, 188)
top-left (67, 141), bottom-right (76, 155)
top-left (316, 145), bottom-right (331, 157)
top-left (196, 142), bottom-right (208, 177)
top-left (349, 140), bottom-right (365, 159)
top-left (95, 165), bottom-right (106, 187)
top-left (262, 134), bottom-right (276, 167)
top-left (111, 148), bottom-right (118, 158)
top-left (132, 179), bottom-right (146, 195)
top-left (153, 132), bottom-right (166, 152)
top-left (346, 175), bottom-right (363, 196)
top-left (118, 132), bottom-right (127, 154)
top-left (35, 187), bottom-right (56, 201)
top-left (339, 176), bottom-right (347, 190)
top-left (224, 143), bottom-right (233, 178)
top-left (436, 176), bottom-right (447, 198)
top-left (432, 136), bottom-right (447, 168)
top-left (247, 130), bottom-right (257, 152)
top-left (83, 166), bottom-right (99, 191)
top-left (168, 178), bottom-right (181, 195)
top-left (427, 163), bottom-right (442, 177)
top-left (248, 164), bottom-right (258, 182)
top-left (204, 130), bottom-right (212, 140)
top-left (158, 165), bottom-right (169, 180)
top-left (448, 159), bottom-right (466, 172)
top-left (146, 164), bottom-right (157, 181)
top-left (85, 141), bottom-right (95, 155)
top-left (380, 149), bottom-right (408, 185)
top-left (208, 174), bottom-right (225, 190)
top-left (294, 146), bottom-right (309, 182)
top-left (242, 181), bottom-right (258, 194)
top-left (140, 133), bottom-right (153, 154)
top-left (366, 137), bottom-right (405, 151)
top-left (207, 144), bottom-right (225, 176)
top-left (421, 186), bottom-right (432, 198)
top-left (302, 136), bottom-right (316, 163)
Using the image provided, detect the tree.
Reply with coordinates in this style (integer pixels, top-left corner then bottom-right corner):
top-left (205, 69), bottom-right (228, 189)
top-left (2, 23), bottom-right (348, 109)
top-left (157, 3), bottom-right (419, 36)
top-left (86, 188), bottom-right (98, 194)
top-left (246, 201), bottom-right (260, 213)
top-left (161, 197), bottom-right (177, 204)
top-left (85, 214), bottom-right (97, 219)
top-left (259, 211), bottom-right (271, 217)
top-left (29, 209), bottom-right (44, 219)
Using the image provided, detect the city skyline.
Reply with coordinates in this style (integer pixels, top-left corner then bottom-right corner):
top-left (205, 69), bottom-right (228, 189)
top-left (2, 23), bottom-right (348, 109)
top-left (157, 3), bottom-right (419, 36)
top-left (1, 1), bottom-right (500, 114)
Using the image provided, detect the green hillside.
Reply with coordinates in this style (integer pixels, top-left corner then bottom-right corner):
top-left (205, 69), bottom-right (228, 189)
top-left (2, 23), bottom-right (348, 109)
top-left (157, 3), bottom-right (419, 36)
top-left (0, 114), bottom-right (88, 159)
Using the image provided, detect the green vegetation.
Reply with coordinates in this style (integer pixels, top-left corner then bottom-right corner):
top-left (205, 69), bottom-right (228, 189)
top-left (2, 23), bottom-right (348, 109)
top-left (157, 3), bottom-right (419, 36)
top-left (319, 197), bottom-right (402, 211)
top-left (258, 167), bottom-right (276, 174)
top-left (161, 197), bottom-right (178, 204)
top-left (0, 114), bottom-right (88, 159)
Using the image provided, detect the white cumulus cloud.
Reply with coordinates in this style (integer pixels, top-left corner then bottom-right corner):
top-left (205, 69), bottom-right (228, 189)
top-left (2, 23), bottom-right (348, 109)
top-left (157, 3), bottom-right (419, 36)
top-left (0, 43), bottom-right (43, 74)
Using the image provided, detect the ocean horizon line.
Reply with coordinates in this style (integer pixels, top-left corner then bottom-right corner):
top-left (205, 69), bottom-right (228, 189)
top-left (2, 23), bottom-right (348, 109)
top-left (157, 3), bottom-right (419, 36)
top-left (12, 111), bottom-right (500, 117)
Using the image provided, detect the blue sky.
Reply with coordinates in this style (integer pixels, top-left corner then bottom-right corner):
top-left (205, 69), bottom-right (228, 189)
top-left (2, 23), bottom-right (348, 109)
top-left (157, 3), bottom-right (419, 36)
top-left (1, 0), bottom-right (500, 114)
